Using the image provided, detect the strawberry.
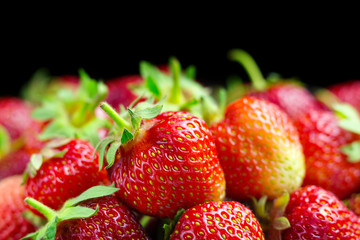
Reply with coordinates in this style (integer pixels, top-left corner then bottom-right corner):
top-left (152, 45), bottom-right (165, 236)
top-left (210, 96), bottom-right (305, 200)
top-left (167, 201), bottom-right (265, 240)
top-left (328, 80), bottom-right (360, 113)
top-left (269, 185), bottom-right (360, 239)
top-left (23, 185), bottom-right (150, 239)
top-left (56, 195), bottom-right (149, 240)
top-left (0, 175), bottom-right (37, 240)
top-left (0, 97), bottom-right (43, 179)
top-left (105, 75), bottom-right (144, 109)
top-left (98, 102), bottom-right (226, 218)
top-left (293, 109), bottom-right (360, 199)
top-left (24, 138), bottom-right (110, 214)
top-left (348, 193), bottom-right (360, 216)
top-left (228, 49), bottom-right (327, 120)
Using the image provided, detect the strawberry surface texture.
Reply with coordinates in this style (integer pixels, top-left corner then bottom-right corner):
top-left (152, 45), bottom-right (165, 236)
top-left (0, 175), bottom-right (37, 240)
top-left (111, 111), bottom-right (226, 218)
top-left (211, 96), bottom-right (305, 200)
top-left (169, 201), bottom-right (265, 240)
top-left (25, 139), bottom-right (110, 213)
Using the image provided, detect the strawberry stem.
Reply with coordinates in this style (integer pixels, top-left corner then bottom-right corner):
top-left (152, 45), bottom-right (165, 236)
top-left (169, 57), bottom-right (182, 104)
top-left (228, 49), bottom-right (267, 91)
top-left (100, 102), bottom-right (132, 130)
top-left (25, 197), bottom-right (57, 221)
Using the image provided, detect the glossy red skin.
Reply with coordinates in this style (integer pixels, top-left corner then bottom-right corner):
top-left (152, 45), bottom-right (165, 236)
top-left (279, 186), bottom-right (360, 239)
top-left (169, 201), bottom-right (265, 240)
top-left (210, 97), bottom-right (305, 200)
top-left (111, 111), bottom-right (226, 218)
top-left (56, 195), bottom-right (149, 240)
top-left (0, 175), bottom-right (37, 240)
top-left (25, 139), bottom-right (110, 213)
top-left (248, 83), bottom-right (327, 120)
top-left (349, 194), bottom-right (360, 216)
top-left (105, 75), bottom-right (144, 109)
top-left (293, 110), bottom-right (360, 199)
top-left (328, 80), bottom-right (360, 113)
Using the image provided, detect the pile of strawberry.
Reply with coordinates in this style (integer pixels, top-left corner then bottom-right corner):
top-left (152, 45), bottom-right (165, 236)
top-left (0, 50), bottom-right (359, 239)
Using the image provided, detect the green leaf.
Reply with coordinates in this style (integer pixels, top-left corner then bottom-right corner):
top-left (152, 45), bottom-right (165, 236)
top-left (128, 108), bottom-right (142, 131)
top-left (341, 141), bottom-right (360, 163)
top-left (27, 154), bottom-right (43, 178)
top-left (121, 128), bottom-right (134, 144)
top-left (273, 192), bottom-right (290, 217)
top-left (179, 99), bottom-right (199, 110)
top-left (64, 184), bottom-right (119, 208)
top-left (252, 196), bottom-right (270, 220)
top-left (43, 217), bottom-right (58, 240)
top-left (39, 120), bottom-right (76, 140)
top-left (59, 205), bottom-right (99, 221)
top-left (185, 65), bottom-right (196, 80)
top-left (20, 231), bottom-right (38, 240)
top-left (135, 105), bottom-right (163, 119)
top-left (32, 103), bottom-right (60, 120)
top-left (96, 137), bottom-right (115, 171)
top-left (146, 76), bottom-right (161, 99)
top-left (272, 216), bottom-right (291, 230)
top-left (333, 103), bottom-right (360, 134)
top-left (105, 141), bottom-right (122, 169)
top-left (163, 208), bottom-right (185, 240)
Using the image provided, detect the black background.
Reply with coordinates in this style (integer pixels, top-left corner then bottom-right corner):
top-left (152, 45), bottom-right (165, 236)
top-left (2, 23), bottom-right (359, 97)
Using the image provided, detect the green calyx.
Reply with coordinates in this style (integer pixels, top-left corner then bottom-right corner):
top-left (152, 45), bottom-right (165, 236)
top-left (95, 99), bottom-right (163, 170)
top-left (132, 57), bottom-right (221, 124)
top-left (31, 69), bottom-right (110, 147)
top-left (21, 185), bottom-right (119, 240)
top-left (163, 208), bottom-right (186, 240)
top-left (22, 138), bottom-right (71, 184)
top-left (332, 103), bottom-right (360, 163)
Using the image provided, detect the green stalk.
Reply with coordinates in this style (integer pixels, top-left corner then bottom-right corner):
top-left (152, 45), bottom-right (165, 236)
top-left (228, 49), bottom-right (267, 91)
top-left (100, 102), bottom-right (132, 130)
top-left (25, 197), bottom-right (57, 221)
top-left (169, 57), bottom-right (182, 104)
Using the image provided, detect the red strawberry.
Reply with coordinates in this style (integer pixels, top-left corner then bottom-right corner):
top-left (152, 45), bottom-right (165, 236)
top-left (0, 97), bottom-right (43, 179)
top-left (168, 201), bottom-right (265, 240)
top-left (23, 185), bottom-right (150, 239)
top-left (0, 175), bottom-right (37, 240)
top-left (269, 185), bottom-right (360, 239)
top-left (105, 75), bottom-right (144, 109)
top-left (0, 97), bottom-right (36, 140)
top-left (99, 103), bottom-right (226, 218)
top-left (248, 82), bottom-right (328, 120)
top-left (328, 80), bottom-right (360, 113)
top-left (348, 193), bottom-right (360, 216)
top-left (210, 96), bottom-right (305, 200)
top-left (293, 109), bottom-right (360, 199)
top-left (229, 49), bottom-right (327, 120)
top-left (24, 138), bottom-right (110, 214)
top-left (0, 148), bottom-right (31, 179)
top-left (56, 195), bottom-right (149, 240)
